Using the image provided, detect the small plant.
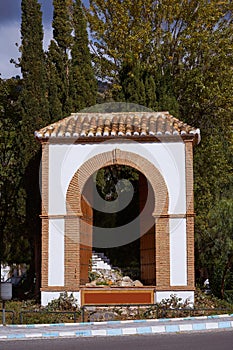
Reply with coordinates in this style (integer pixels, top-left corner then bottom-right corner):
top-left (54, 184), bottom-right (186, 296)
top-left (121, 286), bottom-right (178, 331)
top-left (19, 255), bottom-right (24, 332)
top-left (157, 294), bottom-right (191, 309)
top-left (88, 271), bottom-right (100, 282)
top-left (45, 292), bottom-right (79, 311)
top-left (96, 281), bottom-right (109, 286)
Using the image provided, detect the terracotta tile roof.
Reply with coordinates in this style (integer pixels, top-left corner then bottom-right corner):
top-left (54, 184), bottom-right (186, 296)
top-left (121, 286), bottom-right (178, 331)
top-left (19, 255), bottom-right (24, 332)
top-left (35, 112), bottom-right (200, 143)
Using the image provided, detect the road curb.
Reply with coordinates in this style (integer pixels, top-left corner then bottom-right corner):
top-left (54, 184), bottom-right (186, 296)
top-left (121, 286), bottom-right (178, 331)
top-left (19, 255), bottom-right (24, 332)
top-left (1, 314), bottom-right (233, 340)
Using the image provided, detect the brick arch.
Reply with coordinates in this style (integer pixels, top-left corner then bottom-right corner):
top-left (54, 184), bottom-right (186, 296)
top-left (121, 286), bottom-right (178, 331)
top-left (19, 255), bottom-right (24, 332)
top-left (66, 149), bottom-right (169, 217)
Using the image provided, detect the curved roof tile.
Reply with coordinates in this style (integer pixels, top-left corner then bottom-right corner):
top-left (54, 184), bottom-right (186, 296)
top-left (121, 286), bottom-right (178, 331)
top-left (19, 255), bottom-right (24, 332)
top-left (35, 112), bottom-right (200, 144)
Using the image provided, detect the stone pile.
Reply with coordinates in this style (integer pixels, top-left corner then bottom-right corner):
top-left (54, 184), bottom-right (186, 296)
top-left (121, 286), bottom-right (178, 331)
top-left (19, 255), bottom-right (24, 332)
top-left (86, 252), bottom-right (143, 287)
top-left (86, 271), bottom-right (143, 287)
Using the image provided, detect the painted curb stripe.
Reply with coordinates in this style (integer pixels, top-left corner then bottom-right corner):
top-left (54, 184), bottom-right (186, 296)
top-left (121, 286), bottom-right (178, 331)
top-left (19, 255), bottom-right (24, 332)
top-left (7, 334), bottom-right (26, 339)
top-left (151, 326), bottom-right (166, 333)
top-left (206, 322), bottom-right (219, 329)
top-left (192, 323), bottom-right (206, 331)
top-left (2, 317), bottom-right (233, 340)
top-left (218, 321), bottom-right (231, 328)
top-left (179, 324), bottom-right (193, 331)
top-left (5, 314), bottom-right (233, 328)
top-left (122, 327), bottom-right (137, 335)
top-left (165, 325), bottom-right (179, 333)
top-left (59, 331), bottom-right (76, 337)
top-left (91, 330), bottom-right (107, 336)
top-left (75, 330), bottom-right (92, 337)
top-left (137, 327), bottom-right (152, 334)
top-left (43, 332), bottom-right (59, 337)
top-left (107, 329), bottom-right (122, 336)
top-left (25, 333), bottom-right (43, 338)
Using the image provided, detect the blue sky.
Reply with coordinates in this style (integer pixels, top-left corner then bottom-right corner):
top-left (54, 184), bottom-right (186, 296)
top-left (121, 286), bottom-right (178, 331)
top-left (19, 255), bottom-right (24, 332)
top-left (0, 0), bottom-right (89, 79)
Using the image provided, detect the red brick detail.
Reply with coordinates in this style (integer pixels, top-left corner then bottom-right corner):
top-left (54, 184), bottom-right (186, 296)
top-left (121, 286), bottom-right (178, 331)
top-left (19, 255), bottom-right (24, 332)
top-left (155, 217), bottom-right (170, 288)
top-left (41, 142), bottom-right (49, 289)
top-left (64, 217), bottom-right (80, 287)
top-left (41, 218), bottom-right (49, 288)
top-left (65, 180), bottom-right (93, 287)
top-left (66, 150), bottom-right (169, 217)
top-left (80, 194), bottom-right (93, 285)
top-left (41, 142), bottom-right (49, 216)
top-left (139, 174), bottom-right (156, 285)
top-left (185, 140), bottom-right (195, 290)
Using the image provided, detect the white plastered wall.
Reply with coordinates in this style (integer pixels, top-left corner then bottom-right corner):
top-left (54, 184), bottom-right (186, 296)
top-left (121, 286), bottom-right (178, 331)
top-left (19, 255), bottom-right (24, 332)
top-left (45, 141), bottom-right (188, 289)
top-left (41, 291), bottom-right (81, 307)
top-left (170, 218), bottom-right (187, 286)
top-left (48, 219), bottom-right (64, 286)
top-left (154, 291), bottom-right (194, 305)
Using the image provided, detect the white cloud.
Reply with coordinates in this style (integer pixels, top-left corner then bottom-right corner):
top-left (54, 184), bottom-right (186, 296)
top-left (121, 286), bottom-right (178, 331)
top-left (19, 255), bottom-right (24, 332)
top-left (43, 25), bottom-right (53, 52)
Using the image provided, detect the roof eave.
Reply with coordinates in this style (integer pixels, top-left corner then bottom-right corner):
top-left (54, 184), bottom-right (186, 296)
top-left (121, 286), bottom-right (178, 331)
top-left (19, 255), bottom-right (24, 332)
top-left (35, 133), bottom-right (199, 145)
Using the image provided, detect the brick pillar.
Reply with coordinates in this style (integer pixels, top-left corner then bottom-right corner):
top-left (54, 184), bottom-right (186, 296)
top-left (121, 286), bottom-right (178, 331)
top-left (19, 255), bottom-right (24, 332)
top-left (155, 216), bottom-right (170, 289)
top-left (65, 176), bottom-right (93, 288)
top-left (65, 216), bottom-right (81, 287)
top-left (139, 174), bottom-right (156, 285)
top-left (40, 142), bottom-right (49, 290)
top-left (185, 140), bottom-right (195, 289)
top-left (80, 195), bottom-right (93, 285)
top-left (41, 218), bottom-right (49, 289)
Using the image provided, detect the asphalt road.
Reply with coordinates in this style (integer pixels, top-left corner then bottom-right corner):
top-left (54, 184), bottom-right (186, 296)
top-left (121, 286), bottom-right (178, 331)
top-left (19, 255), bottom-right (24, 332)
top-left (1, 330), bottom-right (233, 350)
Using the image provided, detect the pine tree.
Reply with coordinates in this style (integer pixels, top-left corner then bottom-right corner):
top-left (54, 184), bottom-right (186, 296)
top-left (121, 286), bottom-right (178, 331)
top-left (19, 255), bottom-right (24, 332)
top-left (70, 0), bottom-right (97, 111)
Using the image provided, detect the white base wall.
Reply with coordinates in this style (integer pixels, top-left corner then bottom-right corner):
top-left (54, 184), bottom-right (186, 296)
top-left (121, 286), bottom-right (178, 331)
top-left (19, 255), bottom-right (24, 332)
top-left (41, 291), bottom-right (81, 307)
top-left (154, 291), bottom-right (194, 305)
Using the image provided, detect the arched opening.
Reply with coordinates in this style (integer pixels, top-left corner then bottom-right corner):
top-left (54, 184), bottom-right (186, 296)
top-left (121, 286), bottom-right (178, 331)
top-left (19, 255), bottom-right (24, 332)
top-left (80, 164), bottom-right (156, 286)
top-left (93, 165), bottom-right (141, 282)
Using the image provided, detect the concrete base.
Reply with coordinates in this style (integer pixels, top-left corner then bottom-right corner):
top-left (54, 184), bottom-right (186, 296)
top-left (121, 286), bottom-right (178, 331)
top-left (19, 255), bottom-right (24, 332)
top-left (41, 289), bottom-right (194, 307)
top-left (41, 291), bottom-right (81, 306)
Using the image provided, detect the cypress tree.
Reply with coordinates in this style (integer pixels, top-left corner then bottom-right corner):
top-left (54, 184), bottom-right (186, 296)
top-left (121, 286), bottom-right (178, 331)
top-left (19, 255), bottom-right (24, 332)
top-left (20, 0), bottom-right (49, 137)
top-left (52, 0), bottom-right (73, 53)
top-left (119, 61), bottom-right (146, 106)
top-left (0, 77), bottom-right (30, 267)
top-left (19, 0), bottom-right (49, 299)
top-left (48, 0), bottom-right (73, 117)
top-left (46, 41), bottom-right (63, 120)
top-left (70, 0), bottom-right (97, 111)
top-left (144, 72), bottom-right (158, 110)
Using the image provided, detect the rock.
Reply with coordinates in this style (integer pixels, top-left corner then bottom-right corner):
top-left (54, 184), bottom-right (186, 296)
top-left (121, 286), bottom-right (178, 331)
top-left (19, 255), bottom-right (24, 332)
top-left (122, 276), bottom-right (132, 282)
top-left (119, 281), bottom-right (133, 287)
top-left (89, 312), bottom-right (105, 322)
top-left (133, 280), bottom-right (143, 287)
top-left (89, 311), bottom-right (116, 322)
top-left (85, 281), bottom-right (96, 287)
top-left (120, 309), bottom-right (129, 316)
top-left (89, 255), bottom-right (144, 288)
